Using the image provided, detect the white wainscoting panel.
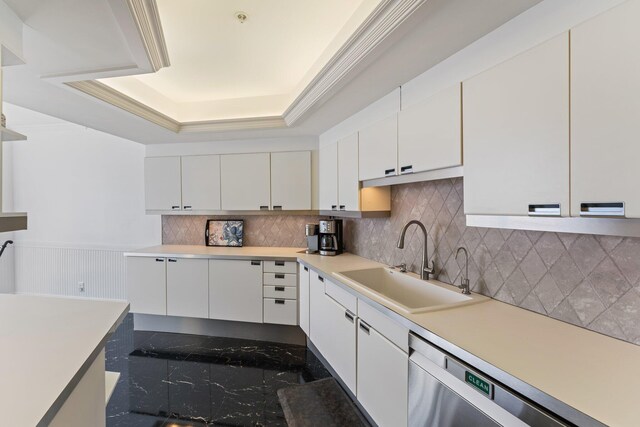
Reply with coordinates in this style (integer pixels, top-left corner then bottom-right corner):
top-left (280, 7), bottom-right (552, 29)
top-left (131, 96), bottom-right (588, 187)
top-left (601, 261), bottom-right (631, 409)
top-left (0, 246), bottom-right (15, 293)
top-left (14, 243), bottom-right (127, 300)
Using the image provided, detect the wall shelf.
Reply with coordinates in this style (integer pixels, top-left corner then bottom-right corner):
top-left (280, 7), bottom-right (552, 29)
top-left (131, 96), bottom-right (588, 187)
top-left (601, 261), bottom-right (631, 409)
top-left (0, 212), bottom-right (28, 232)
top-left (0, 126), bottom-right (27, 142)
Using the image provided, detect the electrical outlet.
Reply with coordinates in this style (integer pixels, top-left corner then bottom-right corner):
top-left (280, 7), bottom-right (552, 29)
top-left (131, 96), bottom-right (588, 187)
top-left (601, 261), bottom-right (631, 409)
top-left (79, 281), bottom-right (85, 292)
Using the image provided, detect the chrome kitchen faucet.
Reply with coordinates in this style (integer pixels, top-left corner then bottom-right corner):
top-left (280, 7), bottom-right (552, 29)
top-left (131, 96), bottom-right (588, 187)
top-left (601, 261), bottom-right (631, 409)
top-left (397, 220), bottom-right (435, 280)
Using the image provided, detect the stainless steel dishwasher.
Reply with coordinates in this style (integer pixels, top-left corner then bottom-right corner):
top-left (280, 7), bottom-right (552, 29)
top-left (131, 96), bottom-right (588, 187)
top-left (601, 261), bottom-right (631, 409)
top-left (408, 333), bottom-right (568, 427)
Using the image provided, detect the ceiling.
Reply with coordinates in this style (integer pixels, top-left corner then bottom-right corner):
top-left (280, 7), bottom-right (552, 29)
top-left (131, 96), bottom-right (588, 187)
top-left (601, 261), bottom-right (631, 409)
top-left (2, 0), bottom-right (542, 144)
top-left (99, 0), bottom-right (379, 122)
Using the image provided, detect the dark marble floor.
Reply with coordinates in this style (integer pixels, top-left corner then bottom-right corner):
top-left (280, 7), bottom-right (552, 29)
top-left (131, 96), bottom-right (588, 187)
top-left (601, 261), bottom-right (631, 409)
top-left (106, 315), bottom-right (331, 426)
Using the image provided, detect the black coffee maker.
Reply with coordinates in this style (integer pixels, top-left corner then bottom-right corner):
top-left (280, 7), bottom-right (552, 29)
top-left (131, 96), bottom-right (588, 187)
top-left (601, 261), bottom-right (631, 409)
top-left (319, 219), bottom-right (343, 256)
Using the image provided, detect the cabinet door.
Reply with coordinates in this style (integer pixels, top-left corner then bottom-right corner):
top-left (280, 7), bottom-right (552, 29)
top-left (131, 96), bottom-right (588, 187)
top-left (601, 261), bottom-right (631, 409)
top-left (338, 133), bottom-right (360, 211)
top-left (127, 257), bottom-right (166, 315)
top-left (271, 151), bottom-right (311, 210)
top-left (319, 143), bottom-right (338, 210)
top-left (209, 259), bottom-right (263, 323)
top-left (358, 115), bottom-right (398, 181)
top-left (398, 84), bottom-right (461, 174)
top-left (309, 270), bottom-right (325, 344)
top-left (463, 33), bottom-right (570, 216)
top-left (166, 258), bottom-right (209, 318)
top-left (357, 320), bottom-right (408, 427)
top-left (571, 0), bottom-right (640, 218)
top-left (145, 157), bottom-right (181, 211)
top-left (181, 155), bottom-right (221, 211)
top-left (298, 264), bottom-right (311, 336)
top-left (220, 153), bottom-right (271, 210)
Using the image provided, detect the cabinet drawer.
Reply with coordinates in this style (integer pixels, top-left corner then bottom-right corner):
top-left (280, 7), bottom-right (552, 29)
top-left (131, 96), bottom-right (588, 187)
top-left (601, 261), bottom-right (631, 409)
top-left (325, 278), bottom-right (357, 314)
top-left (358, 300), bottom-right (409, 353)
top-left (264, 285), bottom-right (297, 299)
top-left (264, 298), bottom-right (297, 325)
top-left (263, 272), bottom-right (297, 287)
top-left (263, 260), bottom-right (297, 274)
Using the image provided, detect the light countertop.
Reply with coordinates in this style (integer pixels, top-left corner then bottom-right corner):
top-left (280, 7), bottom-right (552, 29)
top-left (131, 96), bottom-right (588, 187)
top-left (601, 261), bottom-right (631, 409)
top-left (0, 294), bottom-right (129, 426)
top-left (127, 245), bottom-right (640, 426)
top-left (125, 245), bottom-right (304, 260)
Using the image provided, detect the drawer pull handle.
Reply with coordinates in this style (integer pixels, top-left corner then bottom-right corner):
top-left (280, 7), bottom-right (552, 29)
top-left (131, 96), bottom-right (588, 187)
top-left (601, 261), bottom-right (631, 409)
top-left (359, 321), bottom-right (370, 334)
top-left (168, 258), bottom-right (177, 263)
top-left (318, 276), bottom-right (324, 283)
top-left (260, 205), bottom-right (269, 210)
top-left (275, 273), bottom-right (285, 279)
top-left (183, 205), bottom-right (192, 210)
top-left (171, 205), bottom-right (180, 210)
top-left (155, 258), bottom-right (164, 262)
top-left (384, 168), bottom-right (396, 176)
top-left (580, 202), bottom-right (625, 217)
top-left (251, 260), bottom-right (261, 266)
top-left (275, 286), bottom-right (286, 292)
top-left (528, 203), bottom-right (560, 217)
top-left (339, 205), bottom-right (346, 211)
top-left (331, 205), bottom-right (337, 210)
top-left (303, 266), bottom-right (309, 272)
top-left (344, 311), bottom-right (355, 323)
top-left (275, 299), bottom-right (286, 305)
top-left (400, 165), bottom-right (413, 174)
top-left (273, 205), bottom-right (282, 210)
top-left (275, 261), bottom-right (285, 266)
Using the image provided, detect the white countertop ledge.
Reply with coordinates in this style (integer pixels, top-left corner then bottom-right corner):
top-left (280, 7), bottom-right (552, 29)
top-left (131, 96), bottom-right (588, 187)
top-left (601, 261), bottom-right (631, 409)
top-left (0, 294), bottom-right (129, 426)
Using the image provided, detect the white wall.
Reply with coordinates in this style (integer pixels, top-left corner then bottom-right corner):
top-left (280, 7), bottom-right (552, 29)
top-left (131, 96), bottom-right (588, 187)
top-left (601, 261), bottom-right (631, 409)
top-left (320, 0), bottom-right (627, 145)
top-left (3, 103), bottom-right (160, 298)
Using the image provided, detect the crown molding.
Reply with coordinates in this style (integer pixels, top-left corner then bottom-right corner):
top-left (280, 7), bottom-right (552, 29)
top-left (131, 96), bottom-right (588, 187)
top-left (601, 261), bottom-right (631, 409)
top-left (67, 0), bottom-right (427, 134)
top-left (283, 0), bottom-right (427, 126)
top-left (66, 80), bottom-right (180, 132)
top-left (126, 0), bottom-right (170, 72)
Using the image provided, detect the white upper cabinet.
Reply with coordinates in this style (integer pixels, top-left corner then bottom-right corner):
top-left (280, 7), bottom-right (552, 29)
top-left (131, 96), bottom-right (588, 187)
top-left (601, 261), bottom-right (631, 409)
top-left (271, 151), bottom-right (311, 210)
top-left (358, 115), bottom-right (398, 181)
top-left (398, 84), bottom-right (462, 174)
top-left (463, 33), bottom-right (570, 217)
top-left (337, 133), bottom-right (360, 211)
top-left (220, 153), bottom-right (271, 210)
top-left (571, 0), bottom-right (640, 218)
top-left (145, 157), bottom-right (182, 211)
top-left (181, 155), bottom-right (221, 211)
top-left (319, 142), bottom-right (339, 210)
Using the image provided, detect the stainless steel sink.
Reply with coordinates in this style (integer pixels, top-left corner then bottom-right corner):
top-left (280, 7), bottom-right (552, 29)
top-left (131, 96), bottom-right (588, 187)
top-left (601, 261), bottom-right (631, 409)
top-left (333, 267), bottom-right (487, 314)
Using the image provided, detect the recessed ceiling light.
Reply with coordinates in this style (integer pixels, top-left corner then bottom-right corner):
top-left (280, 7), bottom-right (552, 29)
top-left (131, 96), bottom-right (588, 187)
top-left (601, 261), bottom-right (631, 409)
top-left (235, 11), bottom-right (247, 24)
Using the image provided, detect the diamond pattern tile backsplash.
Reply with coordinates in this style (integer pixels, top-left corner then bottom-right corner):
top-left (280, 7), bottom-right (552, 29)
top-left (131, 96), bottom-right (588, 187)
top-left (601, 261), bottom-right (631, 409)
top-left (163, 177), bottom-right (640, 346)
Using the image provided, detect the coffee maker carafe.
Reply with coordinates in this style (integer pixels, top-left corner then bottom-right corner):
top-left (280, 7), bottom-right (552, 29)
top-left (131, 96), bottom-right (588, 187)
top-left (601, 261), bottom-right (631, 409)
top-left (319, 219), bottom-right (343, 256)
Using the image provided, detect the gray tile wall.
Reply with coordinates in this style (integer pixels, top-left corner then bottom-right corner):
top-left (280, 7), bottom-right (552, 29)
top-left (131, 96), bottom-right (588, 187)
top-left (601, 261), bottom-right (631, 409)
top-left (162, 177), bottom-right (640, 346)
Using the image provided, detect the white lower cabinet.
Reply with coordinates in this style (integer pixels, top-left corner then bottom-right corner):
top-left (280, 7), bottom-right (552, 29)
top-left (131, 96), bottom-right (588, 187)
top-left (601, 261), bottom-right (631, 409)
top-left (357, 318), bottom-right (408, 427)
top-left (166, 258), bottom-right (208, 319)
top-left (263, 298), bottom-right (297, 325)
top-left (298, 264), bottom-right (310, 336)
top-left (209, 259), bottom-right (263, 323)
top-left (127, 257), bottom-right (167, 316)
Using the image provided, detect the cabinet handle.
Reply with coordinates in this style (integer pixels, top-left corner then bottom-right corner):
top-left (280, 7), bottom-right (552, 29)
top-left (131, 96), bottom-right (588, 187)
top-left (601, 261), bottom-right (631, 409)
top-left (331, 205), bottom-right (337, 210)
top-left (339, 205), bottom-right (346, 211)
top-left (155, 258), bottom-right (164, 262)
top-left (260, 205), bottom-right (269, 210)
top-left (303, 266), bottom-right (309, 272)
top-left (275, 261), bottom-right (285, 266)
top-left (580, 202), bottom-right (625, 217)
top-left (171, 205), bottom-right (180, 210)
top-left (318, 276), bottom-right (324, 283)
top-left (183, 205), bottom-right (192, 210)
top-left (400, 165), bottom-right (413, 174)
top-left (273, 205), bottom-right (283, 210)
top-left (528, 204), bottom-right (561, 217)
top-left (344, 311), bottom-right (355, 323)
top-left (384, 168), bottom-right (396, 176)
top-left (168, 258), bottom-right (177, 263)
top-left (359, 321), bottom-right (370, 334)
top-left (251, 260), bottom-right (261, 266)
top-left (275, 299), bottom-right (286, 305)
top-left (275, 273), bottom-right (285, 279)
top-left (275, 286), bottom-right (286, 292)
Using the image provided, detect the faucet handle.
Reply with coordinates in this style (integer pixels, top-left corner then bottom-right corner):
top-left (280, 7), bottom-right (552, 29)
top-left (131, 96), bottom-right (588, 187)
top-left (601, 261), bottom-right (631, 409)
top-left (423, 262), bottom-right (435, 279)
top-left (458, 277), bottom-right (471, 295)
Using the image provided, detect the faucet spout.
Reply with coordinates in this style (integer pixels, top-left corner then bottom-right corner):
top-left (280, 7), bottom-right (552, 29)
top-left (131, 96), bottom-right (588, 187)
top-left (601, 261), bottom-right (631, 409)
top-left (0, 240), bottom-right (13, 259)
top-left (397, 220), bottom-right (434, 280)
